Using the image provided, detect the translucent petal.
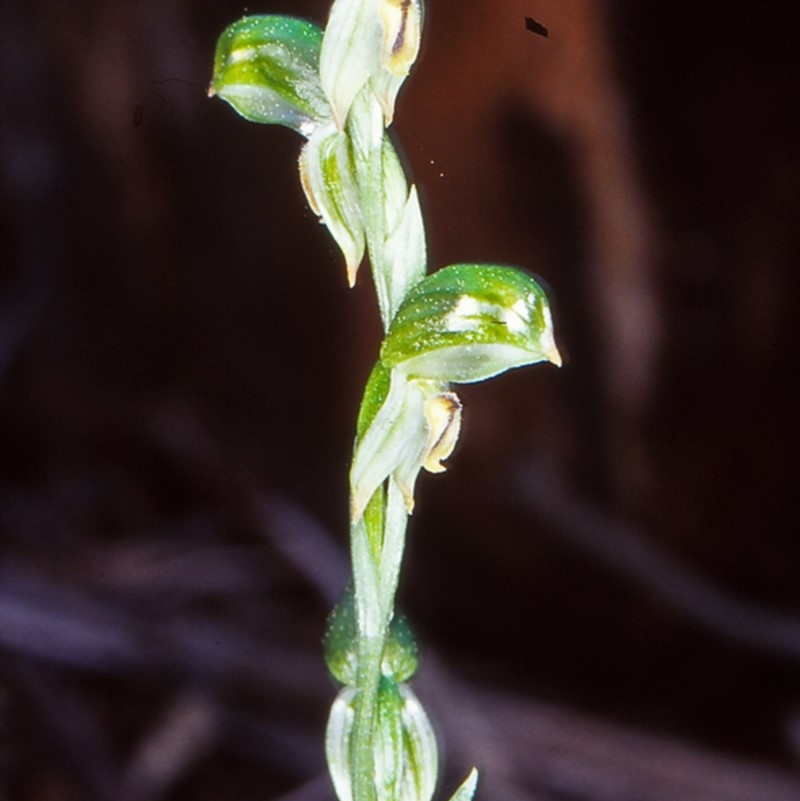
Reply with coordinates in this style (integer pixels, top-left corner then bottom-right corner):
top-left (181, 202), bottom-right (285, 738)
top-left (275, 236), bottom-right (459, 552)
top-left (320, 0), bottom-right (423, 128)
top-left (374, 0), bottom-right (423, 123)
top-left (420, 391), bottom-right (462, 473)
top-left (320, 0), bottom-right (381, 128)
top-left (326, 682), bottom-right (438, 801)
top-left (210, 15), bottom-right (330, 135)
top-left (299, 122), bottom-right (366, 283)
top-left (382, 263), bottom-right (562, 382)
top-left (350, 370), bottom-right (428, 520)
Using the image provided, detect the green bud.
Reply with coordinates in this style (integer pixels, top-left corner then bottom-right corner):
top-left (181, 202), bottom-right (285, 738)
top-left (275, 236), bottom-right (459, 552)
top-left (324, 587), bottom-right (420, 685)
top-left (209, 15), bottom-right (331, 136)
top-left (326, 680), bottom-right (437, 801)
top-left (382, 611), bottom-right (419, 683)
top-left (382, 263), bottom-right (562, 382)
top-left (323, 587), bottom-right (359, 685)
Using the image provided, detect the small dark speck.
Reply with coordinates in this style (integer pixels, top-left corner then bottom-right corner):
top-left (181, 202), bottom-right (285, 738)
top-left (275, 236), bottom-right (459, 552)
top-left (525, 17), bottom-right (549, 37)
top-left (133, 104), bottom-right (144, 128)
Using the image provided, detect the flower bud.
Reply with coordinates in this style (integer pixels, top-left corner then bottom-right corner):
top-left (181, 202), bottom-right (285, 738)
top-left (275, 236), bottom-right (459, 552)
top-left (324, 588), bottom-right (420, 685)
top-left (381, 611), bottom-right (420, 684)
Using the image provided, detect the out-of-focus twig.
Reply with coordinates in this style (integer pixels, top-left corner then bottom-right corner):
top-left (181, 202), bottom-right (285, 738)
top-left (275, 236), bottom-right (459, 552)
top-left (253, 495), bottom-right (350, 609)
top-left (515, 460), bottom-right (800, 663)
top-left (119, 692), bottom-right (219, 801)
top-left (146, 401), bottom-right (351, 607)
top-left (7, 657), bottom-right (120, 801)
top-left (420, 655), bottom-right (800, 801)
top-left (272, 774), bottom-right (336, 801)
top-left (0, 562), bottom-right (329, 698)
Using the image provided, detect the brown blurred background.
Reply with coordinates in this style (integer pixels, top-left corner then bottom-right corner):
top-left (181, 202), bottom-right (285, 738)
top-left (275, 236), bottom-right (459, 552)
top-left (2, 1), bottom-right (800, 799)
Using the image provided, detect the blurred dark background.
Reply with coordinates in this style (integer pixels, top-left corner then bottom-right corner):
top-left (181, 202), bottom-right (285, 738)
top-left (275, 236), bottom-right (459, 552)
top-left (2, 1), bottom-right (799, 799)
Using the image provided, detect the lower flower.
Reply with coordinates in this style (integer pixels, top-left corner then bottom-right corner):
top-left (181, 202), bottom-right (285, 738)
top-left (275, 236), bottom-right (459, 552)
top-left (326, 679), bottom-right (438, 801)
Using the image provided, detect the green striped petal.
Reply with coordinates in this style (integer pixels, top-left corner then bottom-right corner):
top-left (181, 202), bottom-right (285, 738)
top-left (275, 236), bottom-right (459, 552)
top-left (299, 121), bottom-right (366, 284)
top-left (381, 263), bottom-right (561, 382)
top-left (326, 680), bottom-right (437, 801)
top-left (320, 0), bottom-right (424, 128)
top-left (210, 15), bottom-right (331, 136)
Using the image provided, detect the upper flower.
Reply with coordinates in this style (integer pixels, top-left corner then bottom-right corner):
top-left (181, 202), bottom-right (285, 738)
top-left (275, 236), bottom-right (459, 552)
top-left (320, 0), bottom-right (423, 128)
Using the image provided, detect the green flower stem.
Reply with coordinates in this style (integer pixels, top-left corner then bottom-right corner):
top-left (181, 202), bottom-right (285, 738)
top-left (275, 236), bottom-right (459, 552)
top-left (378, 480), bottom-right (409, 607)
top-left (347, 87), bottom-right (425, 331)
top-left (349, 93), bottom-right (391, 330)
top-left (345, 75), bottom-right (427, 801)
top-left (350, 478), bottom-right (409, 801)
top-left (351, 635), bottom-right (382, 801)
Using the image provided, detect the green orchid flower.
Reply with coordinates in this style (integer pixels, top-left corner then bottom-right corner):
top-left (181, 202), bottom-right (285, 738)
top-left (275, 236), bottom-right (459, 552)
top-left (320, 0), bottom-right (424, 128)
top-left (350, 264), bottom-right (561, 521)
